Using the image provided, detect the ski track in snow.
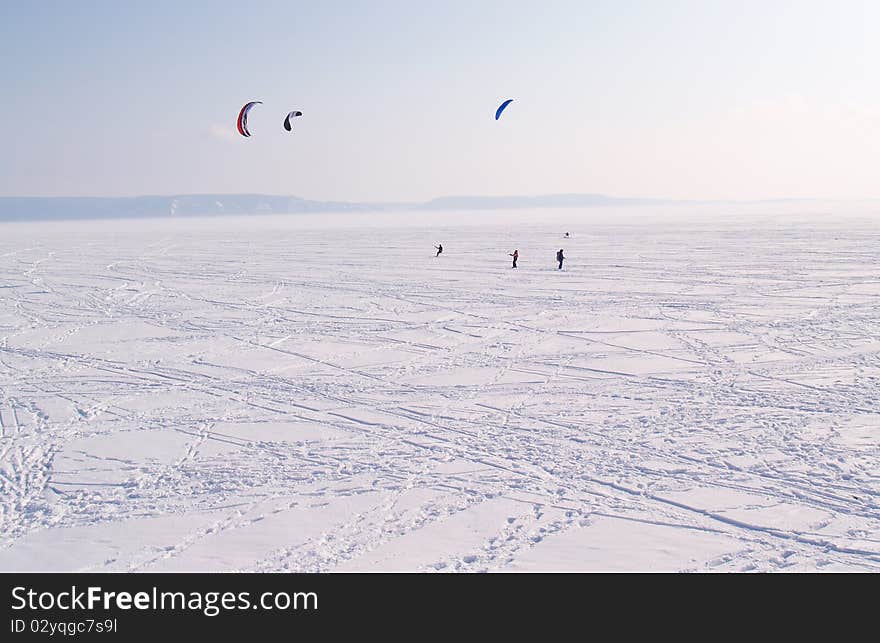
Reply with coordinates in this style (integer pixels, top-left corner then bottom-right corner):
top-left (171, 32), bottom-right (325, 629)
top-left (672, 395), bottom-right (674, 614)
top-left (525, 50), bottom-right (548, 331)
top-left (0, 210), bottom-right (878, 572)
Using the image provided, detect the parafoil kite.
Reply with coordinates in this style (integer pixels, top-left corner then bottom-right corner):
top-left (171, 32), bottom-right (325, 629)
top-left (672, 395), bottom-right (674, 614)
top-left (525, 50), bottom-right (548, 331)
top-left (495, 99), bottom-right (514, 121)
top-left (283, 111), bottom-right (303, 132)
top-left (237, 101), bottom-right (262, 137)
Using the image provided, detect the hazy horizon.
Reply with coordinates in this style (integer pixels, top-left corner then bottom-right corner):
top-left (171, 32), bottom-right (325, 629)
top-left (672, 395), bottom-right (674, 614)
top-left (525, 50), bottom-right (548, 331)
top-left (3, 191), bottom-right (879, 204)
top-left (3, 1), bottom-right (879, 202)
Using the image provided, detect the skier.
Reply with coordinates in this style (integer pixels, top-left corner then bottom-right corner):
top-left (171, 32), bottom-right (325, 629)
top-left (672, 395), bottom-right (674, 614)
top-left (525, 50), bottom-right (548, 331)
top-left (509, 249), bottom-right (518, 268)
top-left (564, 232), bottom-right (570, 238)
top-left (435, 243), bottom-right (443, 257)
top-left (556, 248), bottom-right (564, 270)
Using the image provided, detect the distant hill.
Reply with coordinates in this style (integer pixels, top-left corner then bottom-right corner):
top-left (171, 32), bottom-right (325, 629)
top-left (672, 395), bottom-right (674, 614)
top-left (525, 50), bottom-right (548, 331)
top-left (421, 194), bottom-right (674, 209)
top-left (0, 192), bottom-right (841, 222)
top-left (0, 195), bottom-right (376, 222)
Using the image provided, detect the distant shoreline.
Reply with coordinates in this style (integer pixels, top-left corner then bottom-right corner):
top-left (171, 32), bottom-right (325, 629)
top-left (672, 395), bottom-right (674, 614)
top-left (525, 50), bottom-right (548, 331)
top-left (1, 194), bottom-right (871, 222)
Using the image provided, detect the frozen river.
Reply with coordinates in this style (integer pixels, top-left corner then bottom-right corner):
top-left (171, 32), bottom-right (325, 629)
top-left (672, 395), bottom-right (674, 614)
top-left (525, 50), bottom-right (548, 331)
top-left (1, 207), bottom-right (878, 571)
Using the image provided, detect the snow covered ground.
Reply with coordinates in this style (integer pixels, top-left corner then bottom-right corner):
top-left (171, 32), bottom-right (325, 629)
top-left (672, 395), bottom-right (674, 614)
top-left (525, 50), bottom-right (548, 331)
top-left (1, 206), bottom-right (878, 572)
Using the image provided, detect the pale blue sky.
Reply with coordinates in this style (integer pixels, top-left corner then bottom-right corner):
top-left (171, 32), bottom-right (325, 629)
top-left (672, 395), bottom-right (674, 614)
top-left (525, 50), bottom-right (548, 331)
top-left (2, 0), bottom-right (878, 200)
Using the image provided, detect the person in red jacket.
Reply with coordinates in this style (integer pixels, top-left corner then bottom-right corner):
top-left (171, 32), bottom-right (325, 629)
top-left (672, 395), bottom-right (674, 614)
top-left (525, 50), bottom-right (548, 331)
top-left (509, 249), bottom-right (518, 268)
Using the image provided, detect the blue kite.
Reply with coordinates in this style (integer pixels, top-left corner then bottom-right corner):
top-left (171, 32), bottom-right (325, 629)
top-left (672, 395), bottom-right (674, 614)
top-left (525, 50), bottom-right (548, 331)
top-left (495, 99), bottom-right (514, 121)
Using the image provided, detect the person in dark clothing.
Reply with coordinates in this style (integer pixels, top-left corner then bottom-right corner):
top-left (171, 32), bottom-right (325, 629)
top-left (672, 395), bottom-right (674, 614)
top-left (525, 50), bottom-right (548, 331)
top-left (509, 249), bottom-right (518, 268)
top-left (435, 244), bottom-right (443, 257)
top-left (556, 248), bottom-right (564, 270)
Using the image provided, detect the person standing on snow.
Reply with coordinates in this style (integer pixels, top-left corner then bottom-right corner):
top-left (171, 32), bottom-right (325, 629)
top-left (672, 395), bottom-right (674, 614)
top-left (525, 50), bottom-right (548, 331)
top-left (435, 243), bottom-right (443, 257)
top-left (509, 249), bottom-right (519, 268)
top-left (556, 248), bottom-right (564, 270)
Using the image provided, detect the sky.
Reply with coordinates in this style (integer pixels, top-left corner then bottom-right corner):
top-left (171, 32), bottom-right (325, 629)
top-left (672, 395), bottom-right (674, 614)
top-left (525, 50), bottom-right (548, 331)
top-left (1, 0), bottom-right (878, 201)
